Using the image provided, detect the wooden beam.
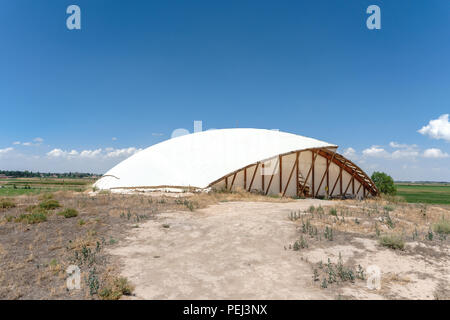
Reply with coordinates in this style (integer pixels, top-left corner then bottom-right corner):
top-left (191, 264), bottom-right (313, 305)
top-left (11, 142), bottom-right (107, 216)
top-left (356, 181), bottom-right (363, 195)
top-left (261, 163), bottom-right (265, 191)
top-left (225, 176), bottom-right (228, 190)
top-left (244, 167), bottom-right (247, 190)
top-left (299, 150), bottom-right (318, 196)
top-left (279, 155), bottom-right (282, 193)
top-left (330, 165), bottom-right (342, 196)
top-left (265, 171), bottom-right (275, 195)
top-left (339, 166), bottom-right (343, 195)
top-left (316, 151), bottom-right (336, 196)
top-left (230, 172), bottom-right (237, 190)
top-left (282, 152), bottom-right (299, 197)
top-left (247, 163), bottom-right (259, 192)
top-left (326, 158), bottom-right (329, 197)
top-left (311, 150), bottom-right (315, 197)
top-left (296, 152), bottom-right (299, 196)
top-left (316, 149), bottom-right (377, 196)
top-left (343, 174), bottom-right (354, 195)
top-left (352, 175), bottom-right (355, 194)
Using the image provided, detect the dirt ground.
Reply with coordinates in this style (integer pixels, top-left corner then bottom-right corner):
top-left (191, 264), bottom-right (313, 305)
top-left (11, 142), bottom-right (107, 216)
top-left (1, 191), bottom-right (449, 300)
top-left (109, 199), bottom-right (450, 300)
top-left (109, 200), bottom-right (334, 299)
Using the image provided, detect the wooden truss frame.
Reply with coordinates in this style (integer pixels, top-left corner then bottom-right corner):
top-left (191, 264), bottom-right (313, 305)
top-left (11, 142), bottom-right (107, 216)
top-left (208, 147), bottom-right (378, 197)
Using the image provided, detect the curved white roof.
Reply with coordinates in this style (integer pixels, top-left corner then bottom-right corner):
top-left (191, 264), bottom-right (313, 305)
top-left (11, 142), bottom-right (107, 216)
top-left (94, 128), bottom-right (337, 190)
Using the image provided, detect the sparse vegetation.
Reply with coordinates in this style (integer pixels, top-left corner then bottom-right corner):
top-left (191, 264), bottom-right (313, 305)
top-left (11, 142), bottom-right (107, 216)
top-left (324, 226), bottom-right (334, 241)
top-left (432, 218), bottom-right (450, 235)
top-left (0, 184), bottom-right (448, 300)
top-left (293, 236), bottom-right (308, 250)
top-left (379, 234), bottom-right (405, 250)
top-left (0, 199), bottom-right (16, 209)
top-left (329, 207), bottom-right (337, 216)
top-left (58, 208), bottom-right (79, 218)
top-left (39, 199), bottom-right (61, 210)
top-left (314, 254), bottom-right (365, 289)
top-left (99, 277), bottom-right (134, 300)
top-left (15, 211), bottom-right (47, 224)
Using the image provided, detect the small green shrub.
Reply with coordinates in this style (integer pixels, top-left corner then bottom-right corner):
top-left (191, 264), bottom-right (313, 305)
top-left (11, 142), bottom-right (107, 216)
top-left (426, 229), bottom-right (434, 241)
top-left (324, 226), bottom-right (334, 241)
top-left (329, 207), bottom-right (337, 216)
top-left (99, 277), bottom-right (134, 300)
top-left (293, 236), bottom-right (308, 250)
top-left (308, 205), bottom-right (315, 213)
top-left (16, 212), bottom-right (47, 224)
top-left (58, 208), bottom-right (78, 218)
top-left (432, 218), bottom-right (450, 235)
top-left (0, 199), bottom-right (16, 209)
top-left (26, 206), bottom-right (48, 215)
top-left (39, 193), bottom-right (54, 201)
top-left (39, 199), bottom-right (61, 210)
top-left (379, 234), bottom-right (404, 250)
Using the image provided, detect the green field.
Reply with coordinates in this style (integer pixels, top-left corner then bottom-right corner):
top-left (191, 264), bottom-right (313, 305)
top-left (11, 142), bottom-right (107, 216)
top-left (396, 183), bottom-right (450, 204)
top-left (0, 178), bottom-right (95, 196)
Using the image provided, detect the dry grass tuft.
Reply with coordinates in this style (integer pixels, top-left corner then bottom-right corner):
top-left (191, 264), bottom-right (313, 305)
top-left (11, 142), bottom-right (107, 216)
top-left (57, 208), bottom-right (78, 218)
top-left (188, 189), bottom-right (293, 208)
top-left (98, 276), bottom-right (134, 300)
top-left (0, 199), bottom-right (16, 209)
top-left (378, 234), bottom-right (405, 250)
top-left (432, 218), bottom-right (450, 235)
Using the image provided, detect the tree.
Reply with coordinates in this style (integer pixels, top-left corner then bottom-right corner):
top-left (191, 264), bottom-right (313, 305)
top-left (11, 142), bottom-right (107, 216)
top-left (371, 171), bottom-right (396, 195)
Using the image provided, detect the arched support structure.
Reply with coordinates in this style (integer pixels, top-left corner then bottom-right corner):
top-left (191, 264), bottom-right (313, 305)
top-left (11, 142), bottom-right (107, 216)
top-left (208, 148), bottom-right (378, 198)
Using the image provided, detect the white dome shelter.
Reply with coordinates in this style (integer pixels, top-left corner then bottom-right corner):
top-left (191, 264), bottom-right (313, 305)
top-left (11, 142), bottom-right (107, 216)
top-left (94, 128), bottom-right (378, 198)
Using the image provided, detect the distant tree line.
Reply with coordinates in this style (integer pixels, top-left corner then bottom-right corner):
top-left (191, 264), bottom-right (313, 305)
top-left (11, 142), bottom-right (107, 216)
top-left (0, 170), bottom-right (99, 178)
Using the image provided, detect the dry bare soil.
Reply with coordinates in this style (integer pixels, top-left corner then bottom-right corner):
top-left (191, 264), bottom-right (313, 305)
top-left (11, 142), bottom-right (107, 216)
top-left (1, 191), bottom-right (449, 299)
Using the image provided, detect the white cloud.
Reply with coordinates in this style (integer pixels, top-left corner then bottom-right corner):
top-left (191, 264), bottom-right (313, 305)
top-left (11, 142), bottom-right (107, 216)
top-left (343, 147), bottom-right (357, 159)
top-left (0, 147), bottom-right (14, 155)
top-left (47, 149), bottom-right (67, 158)
top-left (106, 147), bottom-right (142, 158)
top-left (361, 142), bottom-right (420, 160)
top-left (80, 149), bottom-right (102, 158)
top-left (112, 137), bottom-right (117, 141)
top-left (13, 138), bottom-right (44, 147)
top-left (47, 149), bottom-right (80, 158)
top-left (418, 114), bottom-right (450, 142)
top-left (362, 146), bottom-right (389, 158)
top-left (389, 142), bottom-right (417, 149)
top-left (423, 148), bottom-right (450, 159)
top-left (46, 147), bottom-right (141, 160)
top-left (390, 143), bottom-right (419, 159)
top-left (391, 149), bottom-right (419, 159)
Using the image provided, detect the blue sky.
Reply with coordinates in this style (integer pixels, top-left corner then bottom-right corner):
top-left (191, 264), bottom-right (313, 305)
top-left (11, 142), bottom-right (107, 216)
top-left (1, 1), bottom-right (449, 180)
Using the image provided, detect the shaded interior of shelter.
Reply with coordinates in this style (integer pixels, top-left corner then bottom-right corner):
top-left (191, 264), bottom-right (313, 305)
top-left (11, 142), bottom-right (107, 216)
top-left (209, 148), bottom-right (378, 199)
